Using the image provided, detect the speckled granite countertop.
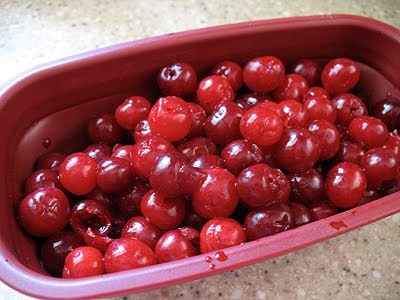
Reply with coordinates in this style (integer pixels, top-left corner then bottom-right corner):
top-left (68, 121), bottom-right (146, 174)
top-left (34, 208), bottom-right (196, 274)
top-left (0, 1), bottom-right (399, 299)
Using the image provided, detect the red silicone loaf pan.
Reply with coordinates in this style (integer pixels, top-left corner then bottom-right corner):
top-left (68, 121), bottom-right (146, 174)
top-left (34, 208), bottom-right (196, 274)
top-left (0, 14), bottom-right (399, 299)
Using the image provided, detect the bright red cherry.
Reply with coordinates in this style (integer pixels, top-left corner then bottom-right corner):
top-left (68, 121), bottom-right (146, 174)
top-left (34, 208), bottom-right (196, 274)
top-left (240, 105), bottom-right (283, 147)
top-left (96, 157), bottom-right (135, 194)
top-left (103, 238), bottom-right (156, 273)
top-left (321, 58), bottom-right (360, 95)
top-left (59, 152), bottom-right (97, 195)
top-left (147, 96), bottom-right (192, 142)
top-left (308, 119), bottom-right (340, 161)
top-left (243, 56), bottom-right (285, 93)
top-left (235, 93), bottom-right (272, 111)
top-left (25, 169), bottom-right (63, 194)
top-left (186, 102), bottom-right (207, 137)
top-left (192, 168), bottom-right (239, 218)
top-left (272, 74), bottom-right (309, 103)
top-left (155, 228), bottom-right (199, 263)
top-left (331, 93), bottom-right (368, 126)
top-left (325, 162), bottom-right (367, 208)
top-left (200, 218), bottom-right (246, 253)
top-left (275, 127), bottom-right (321, 173)
top-left (303, 95), bottom-right (337, 123)
top-left (140, 190), bottom-right (186, 231)
top-left (197, 75), bottom-right (235, 114)
top-left (62, 246), bottom-right (104, 278)
top-left (121, 216), bottom-right (162, 250)
top-left (83, 143), bottom-right (113, 163)
top-left (18, 187), bottom-right (70, 237)
top-left (115, 96), bottom-right (151, 130)
top-left (348, 116), bottom-right (389, 149)
top-left (287, 168), bottom-right (325, 206)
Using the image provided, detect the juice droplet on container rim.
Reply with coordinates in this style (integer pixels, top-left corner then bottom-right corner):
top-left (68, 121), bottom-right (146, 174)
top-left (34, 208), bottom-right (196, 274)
top-left (205, 255), bottom-right (212, 263)
top-left (351, 211), bottom-right (358, 216)
top-left (209, 263), bottom-right (216, 270)
top-left (42, 138), bottom-right (51, 149)
top-left (215, 251), bottom-right (228, 262)
top-left (329, 220), bottom-right (348, 230)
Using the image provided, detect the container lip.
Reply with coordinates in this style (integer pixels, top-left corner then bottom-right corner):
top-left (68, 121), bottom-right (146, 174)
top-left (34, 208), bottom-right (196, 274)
top-left (0, 14), bottom-right (400, 299)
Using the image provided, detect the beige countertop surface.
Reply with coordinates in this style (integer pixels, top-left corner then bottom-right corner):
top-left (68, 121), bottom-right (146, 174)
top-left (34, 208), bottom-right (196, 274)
top-left (0, 1), bottom-right (399, 299)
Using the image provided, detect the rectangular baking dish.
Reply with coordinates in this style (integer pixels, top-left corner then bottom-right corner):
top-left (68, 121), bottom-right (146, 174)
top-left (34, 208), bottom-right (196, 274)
top-left (0, 14), bottom-right (399, 300)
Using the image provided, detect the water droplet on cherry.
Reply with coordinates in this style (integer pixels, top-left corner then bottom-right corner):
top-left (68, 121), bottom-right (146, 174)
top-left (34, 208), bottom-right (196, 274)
top-left (42, 138), bottom-right (51, 149)
top-left (209, 263), bottom-right (216, 270)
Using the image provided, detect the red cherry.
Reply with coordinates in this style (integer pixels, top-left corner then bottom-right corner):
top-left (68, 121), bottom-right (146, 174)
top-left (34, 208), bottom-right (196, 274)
top-left (59, 152), bottom-right (97, 195)
top-left (237, 163), bottom-right (290, 209)
top-left (18, 187), bottom-right (70, 237)
top-left (104, 238), bottom-right (156, 273)
top-left (325, 162), bottom-right (367, 208)
top-left (308, 119), bottom-right (340, 161)
top-left (243, 56), bottom-right (285, 93)
top-left (303, 95), bottom-right (337, 123)
top-left (309, 200), bottom-right (338, 221)
top-left (157, 62), bottom-right (198, 98)
top-left (87, 113), bottom-right (124, 145)
top-left (115, 96), bottom-right (151, 130)
top-left (275, 127), bottom-right (321, 173)
top-left (155, 228), bottom-right (199, 263)
top-left (83, 143), bottom-right (113, 163)
top-left (235, 93), bottom-right (272, 111)
top-left (197, 75), bottom-right (235, 114)
top-left (321, 58), bottom-right (360, 95)
top-left (187, 102), bottom-right (207, 137)
top-left (121, 216), bottom-right (162, 250)
top-left (200, 218), bottom-right (246, 253)
top-left (192, 168), bottom-right (239, 218)
top-left (211, 60), bottom-right (243, 91)
top-left (204, 101), bottom-right (244, 146)
top-left (331, 93), bottom-right (367, 126)
top-left (291, 59), bottom-right (322, 87)
top-left (244, 203), bottom-right (294, 241)
top-left (35, 152), bottom-right (65, 170)
top-left (96, 157), bottom-right (135, 194)
top-left (348, 116), bottom-right (389, 149)
top-left (240, 105), bottom-right (283, 147)
top-left (41, 231), bottom-right (85, 277)
top-left (140, 190), bottom-right (186, 231)
top-left (272, 74), bottom-right (309, 103)
top-left (62, 246), bottom-right (104, 278)
top-left (147, 96), bottom-right (192, 142)
top-left (25, 169), bottom-right (63, 195)
top-left (288, 202), bottom-right (312, 227)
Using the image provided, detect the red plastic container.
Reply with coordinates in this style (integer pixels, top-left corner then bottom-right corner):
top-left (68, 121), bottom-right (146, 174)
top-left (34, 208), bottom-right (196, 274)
top-left (0, 14), bottom-right (399, 299)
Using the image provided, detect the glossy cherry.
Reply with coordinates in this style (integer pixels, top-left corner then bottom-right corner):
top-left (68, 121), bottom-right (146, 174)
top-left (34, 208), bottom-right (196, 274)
top-left (244, 203), bottom-right (294, 241)
top-left (187, 102), bottom-right (207, 137)
top-left (147, 96), bottom-right (192, 142)
top-left (240, 105), bottom-right (283, 147)
top-left (321, 58), bottom-right (360, 95)
top-left (83, 143), bottom-right (113, 163)
top-left (371, 96), bottom-right (400, 131)
top-left (87, 113), bottom-right (124, 145)
top-left (59, 152), bottom-right (97, 195)
top-left (140, 190), bottom-right (186, 230)
top-left (115, 96), bottom-right (151, 130)
top-left (237, 163), bottom-right (290, 209)
top-left (308, 119), bottom-right (340, 161)
top-left (155, 228), bottom-right (199, 263)
top-left (35, 152), bottom-right (65, 170)
top-left (200, 218), bottom-right (246, 253)
top-left (221, 139), bottom-right (264, 176)
top-left (204, 101), bottom-right (244, 146)
top-left (121, 216), bottom-right (162, 249)
top-left (291, 58), bottom-right (322, 87)
top-left (275, 127), bottom-right (321, 173)
top-left (196, 75), bottom-right (235, 114)
top-left (235, 93), bottom-right (272, 111)
top-left (272, 73), bottom-right (309, 102)
top-left (243, 56), bottom-right (285, 93)
top-left (25, 169), bottom-right (63, 194)
top-left (325, 162), bottom-right (367, 208)
top-left (103, 238), bottom-right (156, 273)
top-left (62, 246), bottom-right (104, 278)
top-left (192, 168), bottom-right (239, 219)
top-left (287, 168), bottom-right (325, 206)
top-left (18, 187), bottom-right (70, 237)
top-left (303, 95), bottom-right (336, 123)
top-left (348, 116), bottom-right (389, 149)
top-left (96, 157), bottom-right (135, 194)
top-left (331, 93), bottom-right (368, 126)
top-left (41, 231), bottom-right (85, 277)
top-left (211, 60), bottom-right (243, 91)
top-left (157, 62), bottom-right (198, 98)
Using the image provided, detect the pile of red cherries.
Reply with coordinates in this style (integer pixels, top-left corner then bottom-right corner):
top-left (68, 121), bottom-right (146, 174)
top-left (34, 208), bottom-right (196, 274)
top-left (17, 55), bottom-right (400, 279)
